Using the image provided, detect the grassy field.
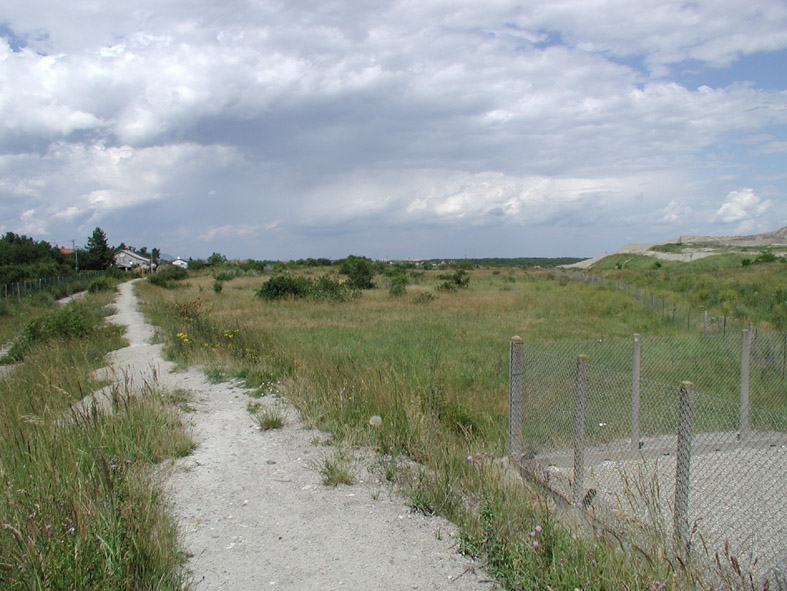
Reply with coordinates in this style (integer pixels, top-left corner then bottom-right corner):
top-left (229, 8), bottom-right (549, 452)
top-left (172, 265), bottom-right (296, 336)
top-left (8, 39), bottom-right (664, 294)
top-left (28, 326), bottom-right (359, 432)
top-left (2, 253), bottom-right (781, 589)
top-left (591, 253), bottom-right (786, 330)
top-left (137, 265), bottom-right (752, 590)
top-left (0, 284), bottom-right (194, 590)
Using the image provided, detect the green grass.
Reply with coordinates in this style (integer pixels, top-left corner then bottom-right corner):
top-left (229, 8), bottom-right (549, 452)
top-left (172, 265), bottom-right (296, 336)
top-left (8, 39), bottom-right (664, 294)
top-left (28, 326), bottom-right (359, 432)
top-left (0, 288), bottom-right (193, 590)
top-left (317, 451), bottom-right (354, 486)
top-left (251, 405), bottom-right (286, 430)
top-left (135, 265), bottom-right (784, 589)
top-left (135, 267), bottom-right (784, 589)
top-left (590, 253), bottom-right (786, 329)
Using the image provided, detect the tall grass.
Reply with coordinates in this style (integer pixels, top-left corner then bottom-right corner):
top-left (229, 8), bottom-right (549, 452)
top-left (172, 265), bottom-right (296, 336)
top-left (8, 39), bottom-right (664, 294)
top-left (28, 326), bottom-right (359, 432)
top-left (136, 269), bottom-right (718, 589)
top-left (0, 289), bottom-right (193, 590)
top-left (592, 255), bottom-right (787, 329)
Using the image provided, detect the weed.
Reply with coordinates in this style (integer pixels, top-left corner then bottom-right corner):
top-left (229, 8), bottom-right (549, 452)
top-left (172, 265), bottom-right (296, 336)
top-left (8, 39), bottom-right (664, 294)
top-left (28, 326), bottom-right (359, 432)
top-left (252, 405), bottom-right (286, 430)
top-left (413, 292), bottom-right (437, 304)
top-left (204, 365), bottom-right (228, 383)
top-left (164, 388), bottom-right (195, 412)
top-left (317, 451), bottom-right (354, 486)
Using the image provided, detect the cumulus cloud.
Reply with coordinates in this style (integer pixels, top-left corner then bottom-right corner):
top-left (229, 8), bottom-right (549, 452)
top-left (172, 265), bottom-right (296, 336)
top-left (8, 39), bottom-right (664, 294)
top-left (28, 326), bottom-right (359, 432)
top-left (0, 0), bottom-right (785, 257)
top-left (657, 200), bottom-right (693, 224)
top-left (712, 188), bottom-right (773, 233)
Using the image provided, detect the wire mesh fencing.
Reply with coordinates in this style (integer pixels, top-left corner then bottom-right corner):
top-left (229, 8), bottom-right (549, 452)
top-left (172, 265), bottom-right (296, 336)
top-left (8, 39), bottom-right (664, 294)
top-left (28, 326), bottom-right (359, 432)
top-left (0, 271), bottom-right (104, 301)
top-left (508, 331), bottom-right (787, 587)
top-left (549, 268), bottom-right (767, 336)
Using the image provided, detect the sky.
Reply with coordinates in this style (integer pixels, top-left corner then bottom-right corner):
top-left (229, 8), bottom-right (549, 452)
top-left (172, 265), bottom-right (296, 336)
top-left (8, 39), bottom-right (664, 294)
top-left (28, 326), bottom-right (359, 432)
top-left (1, 0), bottom-right (786, 261)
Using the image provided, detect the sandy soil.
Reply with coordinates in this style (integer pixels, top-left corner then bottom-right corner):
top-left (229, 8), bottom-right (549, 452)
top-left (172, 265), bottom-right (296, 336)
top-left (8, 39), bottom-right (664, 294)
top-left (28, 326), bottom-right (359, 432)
top-left (101, 280), bottom-right (496, 590)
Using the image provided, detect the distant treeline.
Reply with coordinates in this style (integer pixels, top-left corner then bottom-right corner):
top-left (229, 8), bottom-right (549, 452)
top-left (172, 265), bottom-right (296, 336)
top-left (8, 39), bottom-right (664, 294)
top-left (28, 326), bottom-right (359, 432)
top-left (420, 257), bottom-right (587, 268)
top-left (0, 232), bottom-right (76, 285)
top-left (0, 228), bottom-right (127, 286)
top-left (186, 254), bottom-right (587, 272)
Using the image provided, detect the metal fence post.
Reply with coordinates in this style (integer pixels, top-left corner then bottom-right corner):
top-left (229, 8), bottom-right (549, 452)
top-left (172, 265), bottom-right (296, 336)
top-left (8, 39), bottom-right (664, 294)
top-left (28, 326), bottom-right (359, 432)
top-left (703, 310), bottom-right (709, 336)
top-left (632, 334), bottom-right (641, 451)
top-left (573, 355), bottom-right (588, 506)
top-left (675, 381), bottom-right (694, 550)
top-left (509, 336), bottom-right (524, 460)
top-left (740, 329), bottom-right (751, 439)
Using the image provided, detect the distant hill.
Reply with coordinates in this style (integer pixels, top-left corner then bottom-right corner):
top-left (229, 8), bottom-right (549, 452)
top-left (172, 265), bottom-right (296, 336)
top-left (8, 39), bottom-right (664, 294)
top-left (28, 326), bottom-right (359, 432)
top-left (675, 226), bottom-right (787, 247)
top-left (565, 226), bottom-right (787, 269)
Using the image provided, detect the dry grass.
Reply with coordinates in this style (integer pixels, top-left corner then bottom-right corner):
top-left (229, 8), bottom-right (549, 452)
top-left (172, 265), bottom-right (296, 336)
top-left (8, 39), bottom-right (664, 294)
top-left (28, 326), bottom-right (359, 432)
top-left (134, 267), bottom-right (730, 589)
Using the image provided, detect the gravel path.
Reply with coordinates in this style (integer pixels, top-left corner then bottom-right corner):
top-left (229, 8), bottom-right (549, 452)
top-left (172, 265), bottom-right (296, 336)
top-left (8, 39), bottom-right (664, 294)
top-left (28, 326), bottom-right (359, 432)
top-left (103, 280), bottom-right (496, 591)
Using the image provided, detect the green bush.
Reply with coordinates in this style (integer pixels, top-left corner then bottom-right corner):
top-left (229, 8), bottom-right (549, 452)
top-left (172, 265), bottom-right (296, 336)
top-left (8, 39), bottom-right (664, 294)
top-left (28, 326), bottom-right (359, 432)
top-left (7, 303), bottom-right (101, 360)
top-left (753, 252), bottom-right (778, 264)
top-left (88, 277), bottom-right (115, 293)
top-left (158, 265), bottom-right (188, 281)
top-left (310, 275), bottom-right (356, 302)
top-left (437, 269), bottom-right (470, 291)
top-left (340, 255), bottom-right (375, 289)
top-left (257, 274), bottom-right (313, 300)
top-left (214, 271), bottom-right (235, 282)
top-left (389, 282), bottom-right (407, 297)
top-left (257, 274), bottom-right (357, 302)
top-left (148, 265), bottom-right (188, 288)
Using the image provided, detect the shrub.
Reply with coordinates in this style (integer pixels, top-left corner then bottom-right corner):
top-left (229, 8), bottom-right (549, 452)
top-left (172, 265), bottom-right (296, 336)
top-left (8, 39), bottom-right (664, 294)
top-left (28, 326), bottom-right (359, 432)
top-left (389, 282), bottom-right (407, 297)
top-left (7, 303), bottom-right (101, 360)
top-left (310, 275), bottom-right (356, 302)
top-left (88, 277), bottom-right (114, 293)
top-left (257, 274), bottom-right (313, 300)
top-left (257, 274), bottom-right (357, 302)
top-left (437, 269), bottom-right (470, 291)
top-left (753, 252), bottom-right (778, 264)
top-left (105, 265), bottom-right (125, 279)
top-left (158, 265), bottom-right (188, 281)
top-left (214, 271), bottom-right (235, 282)
top-left (413, 292), bottom-right (437, 304)
top-left (148, 265), bottom-right (188, 288)
top-left (213, 280), bottom-right (223, 294)
top-left (340, 255), bottom-right (375, 289)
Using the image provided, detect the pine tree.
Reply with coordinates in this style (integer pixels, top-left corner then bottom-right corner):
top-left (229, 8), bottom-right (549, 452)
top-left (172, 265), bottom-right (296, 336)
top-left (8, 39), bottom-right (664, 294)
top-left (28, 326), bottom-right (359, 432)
top-left (86, 227), bottom-right (114, 270)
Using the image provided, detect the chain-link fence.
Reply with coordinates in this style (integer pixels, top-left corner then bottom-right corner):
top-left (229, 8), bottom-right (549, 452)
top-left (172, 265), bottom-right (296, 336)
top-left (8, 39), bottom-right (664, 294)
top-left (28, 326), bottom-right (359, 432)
top-left (0, 271), bottom-right (104, 302)
top-left (547, 268), bottom-right (766, 336)
top-left (509, 331), bottom-right (787, 587)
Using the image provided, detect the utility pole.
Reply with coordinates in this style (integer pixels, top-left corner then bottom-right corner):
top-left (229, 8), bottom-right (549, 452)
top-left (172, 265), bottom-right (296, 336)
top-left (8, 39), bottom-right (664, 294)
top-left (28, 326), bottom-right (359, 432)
top-left (73, 240), bottom-right (78, 273)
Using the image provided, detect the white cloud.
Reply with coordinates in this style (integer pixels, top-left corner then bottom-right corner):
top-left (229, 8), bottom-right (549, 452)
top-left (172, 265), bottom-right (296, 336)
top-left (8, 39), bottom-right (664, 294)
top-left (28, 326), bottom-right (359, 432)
top-left (199, 224), bottom-right (256, 242)
top-left (657, 200), bottom-right (693, 224)
top-left (712, 188), bottom-right (773, 232)
top-left (0, 0), bottom-right (785, 258)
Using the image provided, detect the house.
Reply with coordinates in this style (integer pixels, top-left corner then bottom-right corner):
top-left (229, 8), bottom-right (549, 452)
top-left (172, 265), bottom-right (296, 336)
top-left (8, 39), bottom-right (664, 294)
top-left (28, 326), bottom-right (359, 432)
top-left (172, 258), bottom-right (188, 269)
top-left (114, 249), bottom-right (156, 271)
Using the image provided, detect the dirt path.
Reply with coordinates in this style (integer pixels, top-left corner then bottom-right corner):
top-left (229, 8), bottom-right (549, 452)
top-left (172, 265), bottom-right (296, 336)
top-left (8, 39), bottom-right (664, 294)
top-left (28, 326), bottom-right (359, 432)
top-left (104, 280), bottom-right (496, 590)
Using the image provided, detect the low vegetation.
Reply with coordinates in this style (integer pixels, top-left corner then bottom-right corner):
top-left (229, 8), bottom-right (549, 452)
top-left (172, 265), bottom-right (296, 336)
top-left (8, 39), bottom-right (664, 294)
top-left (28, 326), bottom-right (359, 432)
top-left (0, 287), bottom-right (193, 590)
top-left (5, 246), bottom-right (779, 589)
top-left (137, 261), bottom-right (746, 589)
top-left (590, 251), bottom-right (786, 329)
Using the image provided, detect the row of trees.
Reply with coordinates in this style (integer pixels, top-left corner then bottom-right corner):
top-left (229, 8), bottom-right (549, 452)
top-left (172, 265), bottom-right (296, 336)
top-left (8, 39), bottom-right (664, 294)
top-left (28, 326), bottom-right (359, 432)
top-left (0, 227), bottom-right (156, 285)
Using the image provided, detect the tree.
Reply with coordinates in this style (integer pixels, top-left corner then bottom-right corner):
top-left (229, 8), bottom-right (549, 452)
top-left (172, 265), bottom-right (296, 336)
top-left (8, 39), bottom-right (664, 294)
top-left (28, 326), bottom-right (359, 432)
top-left (207, 252), bottom-right (228, 266)
top-left (340, 255), bottom-right (375, 289)
top-left (85, 227), bottom-right (114, 270)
